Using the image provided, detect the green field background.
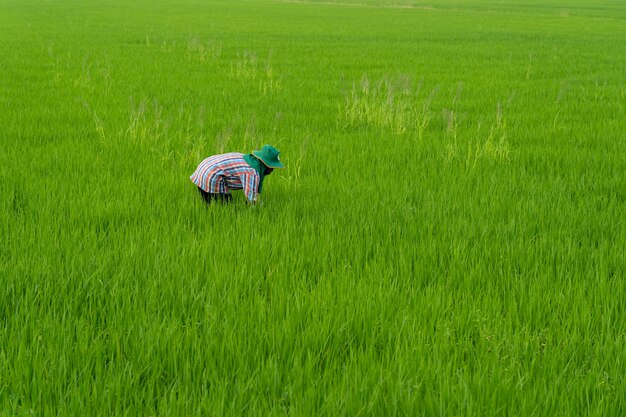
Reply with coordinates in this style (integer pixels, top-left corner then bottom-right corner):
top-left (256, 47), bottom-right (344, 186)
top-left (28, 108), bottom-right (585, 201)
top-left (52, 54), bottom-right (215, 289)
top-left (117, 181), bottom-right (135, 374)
top-left (1, 0), bottom-right (625, 415)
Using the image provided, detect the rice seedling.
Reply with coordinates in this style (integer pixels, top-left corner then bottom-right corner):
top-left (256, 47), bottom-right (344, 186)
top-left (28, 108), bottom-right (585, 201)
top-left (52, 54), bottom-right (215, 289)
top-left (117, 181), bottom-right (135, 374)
top-left (1, 0), bottom-right (625, 415)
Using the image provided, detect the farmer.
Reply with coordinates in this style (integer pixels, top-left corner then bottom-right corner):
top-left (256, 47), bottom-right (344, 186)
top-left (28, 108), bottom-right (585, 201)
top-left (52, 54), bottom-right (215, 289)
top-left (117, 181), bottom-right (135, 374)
top-left (190, 145), bottom-right (284, 204)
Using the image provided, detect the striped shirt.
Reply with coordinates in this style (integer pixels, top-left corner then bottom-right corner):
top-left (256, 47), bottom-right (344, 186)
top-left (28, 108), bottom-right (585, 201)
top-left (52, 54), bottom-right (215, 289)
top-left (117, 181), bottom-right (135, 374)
top-left (190, 153), bottom-right (260, 202)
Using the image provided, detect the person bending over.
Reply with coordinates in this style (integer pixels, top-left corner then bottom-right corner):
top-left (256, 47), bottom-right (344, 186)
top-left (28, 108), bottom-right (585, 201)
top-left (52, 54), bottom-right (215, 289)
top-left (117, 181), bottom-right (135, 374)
top-left (190, 145), bottom-right (284, 204)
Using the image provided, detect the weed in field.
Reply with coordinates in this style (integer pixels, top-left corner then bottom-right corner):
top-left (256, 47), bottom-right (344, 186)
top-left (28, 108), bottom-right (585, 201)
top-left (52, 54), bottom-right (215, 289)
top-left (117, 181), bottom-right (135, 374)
top-left (229, 49), bottom-right (259, 80)
top-left (126, 99), bottom-right (166, 145)
top-left (342, 74), bottom-right (436, 137)
top-left (281, 135), bottom-right (308, 191)
top-left (73, 61), bottom-right (93, 91)
top-left (259, 51), bottom-right (282, 95)
top-left (229, 49), bottom-right (282, 94)
top-left (215, 126), bottom-right (234, 154)
top-left (186, 37), bottom-right (222, 62)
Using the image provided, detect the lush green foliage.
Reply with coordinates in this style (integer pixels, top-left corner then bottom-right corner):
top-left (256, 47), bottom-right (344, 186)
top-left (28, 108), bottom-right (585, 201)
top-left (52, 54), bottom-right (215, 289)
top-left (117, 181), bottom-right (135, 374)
top-left (1, 0), bottom-right (625, 415)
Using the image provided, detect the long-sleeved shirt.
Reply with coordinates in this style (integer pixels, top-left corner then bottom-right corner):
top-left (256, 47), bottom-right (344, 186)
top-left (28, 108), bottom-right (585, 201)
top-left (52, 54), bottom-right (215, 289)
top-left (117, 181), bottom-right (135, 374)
top-left (190, 153), bottom-right (260, 202)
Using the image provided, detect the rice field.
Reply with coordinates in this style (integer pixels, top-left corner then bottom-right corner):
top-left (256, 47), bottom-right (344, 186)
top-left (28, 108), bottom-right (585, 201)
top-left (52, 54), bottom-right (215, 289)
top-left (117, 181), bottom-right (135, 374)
top-left (1, 0), bottom-right (625, 415)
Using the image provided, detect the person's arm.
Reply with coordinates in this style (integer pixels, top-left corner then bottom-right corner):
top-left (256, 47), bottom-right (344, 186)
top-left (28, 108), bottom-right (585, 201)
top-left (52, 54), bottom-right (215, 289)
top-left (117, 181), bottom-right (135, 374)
top-left (242, 172), bottom-right (260, 204)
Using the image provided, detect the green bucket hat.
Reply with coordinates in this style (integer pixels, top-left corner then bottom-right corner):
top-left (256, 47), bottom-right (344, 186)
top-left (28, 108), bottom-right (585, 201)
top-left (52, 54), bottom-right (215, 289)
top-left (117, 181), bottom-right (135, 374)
top-left (253, 144), bottom-right (285, 169)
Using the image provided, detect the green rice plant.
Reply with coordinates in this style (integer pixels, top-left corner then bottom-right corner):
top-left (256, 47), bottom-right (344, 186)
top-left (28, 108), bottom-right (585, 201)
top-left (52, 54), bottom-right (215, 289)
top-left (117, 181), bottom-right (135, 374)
top-left (1, 0), bottom-right (625, 415)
